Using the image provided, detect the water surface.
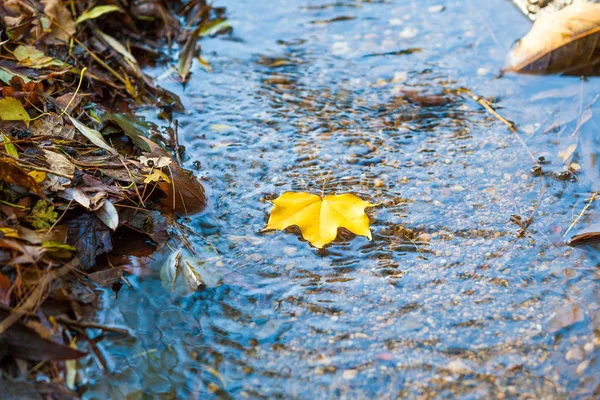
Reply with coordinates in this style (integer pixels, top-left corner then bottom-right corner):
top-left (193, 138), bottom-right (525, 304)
top-left (84, 1), bottom-right (600, 398)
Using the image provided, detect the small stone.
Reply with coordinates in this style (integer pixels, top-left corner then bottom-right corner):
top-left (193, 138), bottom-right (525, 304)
top-left (392, 71), bottom-right (408, 82)
top-left (400, 27), bottom-right (418, 39)
top-left (417, 233), bottom-right (431, 242)
top-left (343, 369), bottom-right (357, 380)
top-left (283, 246), bottom-right (297, 256)
top-left (577, 360), bottom-right (590, 375)
top-left (428, 5), bottom-right (445, 12)
top-left (477, 67), bottom-right (489, 76)
top-left (450, 185), bottom-right (465, 192)
top-left (565, 347), bottom-right (584, 361)
top-left (584, 342), bottom-right (594, 353)
top-left (332, 42), bottom-right (350, 55)
top-left (389, 18), bottom-right (403, 26)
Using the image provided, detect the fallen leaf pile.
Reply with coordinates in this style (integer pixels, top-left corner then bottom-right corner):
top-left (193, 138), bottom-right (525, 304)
top-left (264, 192), bottom-right (376, 248)
top-left (507, 3), bottom-right (600, 76)
top-left (0, 0), bottom-right (224, 393)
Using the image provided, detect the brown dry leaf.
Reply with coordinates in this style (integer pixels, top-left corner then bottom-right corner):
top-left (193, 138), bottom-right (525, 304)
top-left (55, 92), bottom-right (82, 115)
top-left (0, 158), bottom-right (46, 199)
top-left (31, 113), bottom-right (75, 139)
top-left (41, 149), bottom-right (74, 191)
top-left (507, 3), bottom-right (600, 75)
top-left (138, 137), bottom-right (207, 215)
top-left (42, 0), bottom-right (76, 42)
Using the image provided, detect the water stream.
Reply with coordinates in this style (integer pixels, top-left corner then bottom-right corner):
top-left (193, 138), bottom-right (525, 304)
top-left (83, 1), bottom-right (600, 398)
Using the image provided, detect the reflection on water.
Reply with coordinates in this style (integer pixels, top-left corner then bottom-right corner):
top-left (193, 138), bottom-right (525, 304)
top-left (84, 1), bottom-right (600, 398)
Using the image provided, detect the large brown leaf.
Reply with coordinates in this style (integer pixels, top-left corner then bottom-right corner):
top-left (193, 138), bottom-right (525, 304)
top-left (158, 164), bottom-right (207, 216)
top-left (506, 3), bottom-right (600, 75)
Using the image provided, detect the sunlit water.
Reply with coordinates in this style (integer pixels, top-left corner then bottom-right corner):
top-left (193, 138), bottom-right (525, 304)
top-left (83, 1), bottom-right (600, 398)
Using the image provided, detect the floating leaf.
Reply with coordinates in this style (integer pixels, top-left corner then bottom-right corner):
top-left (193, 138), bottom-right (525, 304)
top-left (0, 97), bottom-right (31, 126)
top-left (264, 192), bottom-right (376, 248)
top-left (507, 3), bottom-right (600, 75)
top-left (68, 116), bottom-right (117, 155)
top-left (76, 5), bottom-right (121, 24)
top-left (160, 249), bottom-right (223, 293)
top-left (178, 28), bottom-right (200, 82)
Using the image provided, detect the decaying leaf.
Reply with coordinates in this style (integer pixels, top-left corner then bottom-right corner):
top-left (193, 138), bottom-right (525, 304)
top-left (41, 149), bottom-right (75, 191)
top-left (27, 200), bottom-right (58, 230)
top-left (31, 113), bottom-right (75, 139)
top-left (507, 3), bottom-right (600, 75)
top-left (264, 192), bottom-right (376, 248)
top-left (67, 214), bottom-right (112, 269)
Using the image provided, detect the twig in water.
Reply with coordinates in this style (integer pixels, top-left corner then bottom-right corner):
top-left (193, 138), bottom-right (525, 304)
top-left (564, 192), bottom-right (597, 237)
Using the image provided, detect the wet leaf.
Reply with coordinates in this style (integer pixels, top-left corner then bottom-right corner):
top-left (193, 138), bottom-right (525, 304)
top-left (68, 115), bottom-right (117, 155)
top-left (55, 92), bottom-right (82, 115)
top-left (96, 30), bottom-right (136, 63)
top-left (158, 164), bottom-right (207, 215)
top-left (160, 249), bottom-right (223, 292)
top-left (42, 0), bottom-right (76, 42)
top-left (264, 192), bottom-right (376, 248)
top-left (94, 199), bottom-right (119, 230)
top-left (103, 112), bottom-right (152, 151)
top-left (507, 3), bottom-right (600, 75)
top-left (67, 214), bottom-right (112, 269)
top-left (0, 97), bottom-right (31, 125)
top-left (178, 28), bottom-right (200, 82)
top-left (569, 222), bottom-right (600, 246)
top-left (76, 5), bottom-right (122, 24)
top-left (0, 158), bottom-right (45, 198)
top-left (27, 200), bottom-right (58, 230)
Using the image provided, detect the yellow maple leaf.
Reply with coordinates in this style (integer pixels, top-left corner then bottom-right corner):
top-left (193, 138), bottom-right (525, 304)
top-left (264, 192), bottom-right (376, 248)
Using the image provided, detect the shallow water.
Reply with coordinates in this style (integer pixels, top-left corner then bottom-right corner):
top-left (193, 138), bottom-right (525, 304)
top-left (84, 1), bottom-right (600, 398)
